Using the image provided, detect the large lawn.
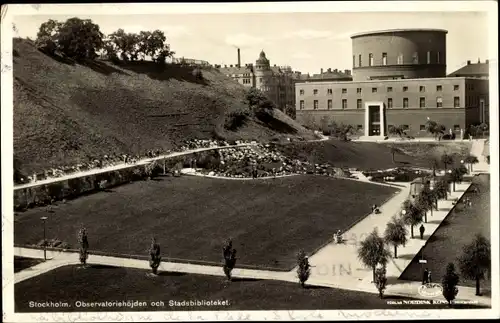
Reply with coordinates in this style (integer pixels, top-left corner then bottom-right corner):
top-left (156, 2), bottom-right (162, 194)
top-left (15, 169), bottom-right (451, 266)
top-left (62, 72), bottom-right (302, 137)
top-left (15, 265), bottom-right (485, 312)
top-left (14, 176), bottom-right (397, 270)
top-left (400, 174), bottom-right (491, 293)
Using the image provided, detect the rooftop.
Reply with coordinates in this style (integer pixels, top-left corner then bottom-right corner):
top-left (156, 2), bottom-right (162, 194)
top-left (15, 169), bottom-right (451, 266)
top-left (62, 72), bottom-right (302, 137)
top-left (448, 61), bottom-right (490, 77)
top-left (351, 28), bottom-right (448, 39)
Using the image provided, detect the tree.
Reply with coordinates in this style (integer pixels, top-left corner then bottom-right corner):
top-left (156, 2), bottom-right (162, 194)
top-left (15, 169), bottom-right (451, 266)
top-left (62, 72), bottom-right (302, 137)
top-left (296, 250), bottom-right (311, 288)
top-left (449, 166), bottom-right (467, 191)
top-left (77, 227), bottom-right (89, 266)
top-left (415, 184), bottom-right (434, 222)
top-left (35, 19), bottom-right (62, 55)
top-left (458, 234), bottom-right (491, 296)
top-left (384, 216), bottom-right (408, 258)
top-left (441, 154), bottom-right (454, 171)
top-left (402, 199), bottom-right (424, 238)
top-left (56, 18), bottom-right (104, 60)
top-left (149, 238), bottom-right (162, 275)
top-left (108, 28), bottom-right (137, 61)
top-left (357, 229), bottom-right (391, 283)
top-left (138, 29), bottom-right (175, 62)
top-left (388, 125), bottom-right (406, 138)
top-left (425, 120), bottom-right (446, 140)
top-left (442, 263), bottom-right (460, 306)
top-left (223, 239), bottom-right (237, 281)
top-left (464, 154), bottom-right (479, 173)
top-left (434, 178), bottom-right (449, 203)
top-left (374, 265), bottom-right (388, 298)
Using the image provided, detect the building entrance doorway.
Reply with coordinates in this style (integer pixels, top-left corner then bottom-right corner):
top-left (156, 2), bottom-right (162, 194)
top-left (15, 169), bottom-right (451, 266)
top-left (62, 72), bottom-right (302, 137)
top-left (368, 106), bottom-right (381, 136)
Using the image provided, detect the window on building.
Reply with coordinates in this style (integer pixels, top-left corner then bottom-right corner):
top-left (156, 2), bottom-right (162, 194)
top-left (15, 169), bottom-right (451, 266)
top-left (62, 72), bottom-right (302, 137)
top-left (403, 86), bottom-right (408, 92)
top-left (357, 99), bottom-right (362, 109)
top-left (382, 53), bottom-right (387, 66)
top-left (387, 98), bottom-right (393, 108)
top-left (369, 53), bottom-right (374, 66)
top-left (427, 51), bottom-right (431, 64)
top-left (419, 97), bottom-right (426, 108)
top-left (403, 98), bottom-right (409, 108)
top-left (342, 99), bottom-right (347, 109)
top-left (397, 53), bottom-right (404, 65)
top-left (454, 96), bottom-right (460, 108)
top-left (420, 125), bottom-right (426, 131)
top-left (342, 88), bottom-right (347, 94)
top-left (387, 87), bottom-right (393, 92)
top-left (357, 125), bottom-right (363, 130)
top-left (454, 85), bottom-right (459, 91)
top-left (437, 51), bottom-right (441, 64)
top-left (327, 99), bottom-right (332, 110)
top-left (299, 100), bottom-right (304, 110)
top-left (353, 55), bottom-right (356, 67)
top-left (454, 125), bottom-right (460, 131)
top-left (313, 89), bottom-right (318, 95)
top-left (327, 88), bottom-right (333, 95)
top-left (372, 87), bottom-right (377, 93)
top-left (313, 100), bottom-right (319, 110)
top-left (436, 85), bottom-right (442, 92)
top-left (420, 86), bottom-right (425, 92)
top-left (436, 97), bottom-right (443, 108)
top-left (413, 52), bottom-right (419, 64)
top-left (358, 54), bottom-right (362, 67)
top-left (357, 88), bottom-right (362, 94)
top-left (299, 89), bottom-right (304, 95)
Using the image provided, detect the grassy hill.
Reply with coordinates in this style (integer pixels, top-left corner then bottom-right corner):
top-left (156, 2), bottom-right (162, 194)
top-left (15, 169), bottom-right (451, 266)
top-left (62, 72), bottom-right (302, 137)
top-left (13, 38), bottom-right (314, 174)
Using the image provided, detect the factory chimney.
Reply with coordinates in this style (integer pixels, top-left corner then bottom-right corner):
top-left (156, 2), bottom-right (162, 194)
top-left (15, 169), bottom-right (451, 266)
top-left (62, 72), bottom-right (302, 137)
top-left (237, 48), bottom-right (241, 67)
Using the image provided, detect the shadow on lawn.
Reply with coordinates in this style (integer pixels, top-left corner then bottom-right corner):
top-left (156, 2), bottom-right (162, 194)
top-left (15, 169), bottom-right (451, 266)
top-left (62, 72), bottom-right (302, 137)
top-left (231, 277), bottom-right (262, 283)
top-left (158, 271), bottom-right (186, 277)
top-left (88, 264), bottom-right (120, 270)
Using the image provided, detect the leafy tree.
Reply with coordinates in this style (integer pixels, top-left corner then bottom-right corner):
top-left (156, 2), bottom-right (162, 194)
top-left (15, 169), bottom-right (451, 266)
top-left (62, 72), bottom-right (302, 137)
top-left (464, 154), bottom-right (479, 173)
top-left (384, 216), bottom-right (408, 258)
top-left (402, 199), bottom-right (424, 238)
top-left (425, 120), bottom-right (446, 140)
top-left (458, 234), bottom-right (491, 296)
top-left (138, 29), bottom-right (175, 62)
top-left (108, 28), bottom-right (137, 61)
top-left (77, 227), bottom-right (89, 266)
top-left (388, 125), bottom-right (406, 138)
top-left (434, 178), bottom-right (449, 204)
top-left (415, 184), bottom-right (434, 222)
top-left (374, 265), bottom-right (388, 298)
top-left (449, 166), bottom-right (467, 191)
top-left (442, 262), bottom-right (460, 306)
top-left (357, 229), bottom-right (391, 283)
top-left (56, 18), bottom-right (104, 60)
top-left (441, 154), bottom-right (454, 171)
top-left (35, 19), bottom-right (62, 55)
top-left (149, 237), bottom-right (162, 275)
top-left (296, 249), bottom-right (311, 287)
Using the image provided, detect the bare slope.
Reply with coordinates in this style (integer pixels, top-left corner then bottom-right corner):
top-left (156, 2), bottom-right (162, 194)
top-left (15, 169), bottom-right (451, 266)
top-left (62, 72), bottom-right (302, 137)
top-left (13, 38), bottom-right (313, 174)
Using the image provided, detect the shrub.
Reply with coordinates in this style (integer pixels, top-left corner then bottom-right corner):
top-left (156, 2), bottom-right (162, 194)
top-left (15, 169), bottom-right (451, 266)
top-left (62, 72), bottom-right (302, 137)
top-left (149, 238), bottom-right (162, 275)
top-left (192, 68), bottom-right (203, 80)
top-left (225, 110), bottom-right (249, 131)
top-left (374, 265), bottom-right (388, 298)
top-left (296, 250), bottom-right (311, 288)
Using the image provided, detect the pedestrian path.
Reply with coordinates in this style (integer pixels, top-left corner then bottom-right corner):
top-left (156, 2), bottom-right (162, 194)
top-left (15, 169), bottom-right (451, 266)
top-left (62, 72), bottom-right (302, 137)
top-left (470, 139), bottom-right (489, 174)
top-left (14, 144), bottom-right (256, 191)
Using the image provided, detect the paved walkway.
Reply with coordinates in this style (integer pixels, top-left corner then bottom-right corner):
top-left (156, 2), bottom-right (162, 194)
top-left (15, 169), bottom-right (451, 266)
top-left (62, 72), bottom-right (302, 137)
top-left (470, 139), bottom-right (489, 173)
top-left (180, 168), bottom-right (300, 181)
top-left (14, 143), bottom-right (257, 190)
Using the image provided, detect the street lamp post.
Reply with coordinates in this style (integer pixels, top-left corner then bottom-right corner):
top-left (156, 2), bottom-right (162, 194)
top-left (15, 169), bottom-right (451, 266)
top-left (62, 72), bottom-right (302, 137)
top-left (447, 169), bottom-right (454, 192)
top-left (419, 240), bottom-right (427, 285)
top-left (40, 216), bottom-right (48, 260)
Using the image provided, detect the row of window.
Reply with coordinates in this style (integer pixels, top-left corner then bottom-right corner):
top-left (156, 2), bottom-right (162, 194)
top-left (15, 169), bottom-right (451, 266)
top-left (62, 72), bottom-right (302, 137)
top-left (353, 51), bottom-right (442, 67)
top-left (299, 96), bottom-right (460, 110)
top-left (300, 84), bottom-right (461, 96)
top-left (349, 124), bottom-right (462, 131)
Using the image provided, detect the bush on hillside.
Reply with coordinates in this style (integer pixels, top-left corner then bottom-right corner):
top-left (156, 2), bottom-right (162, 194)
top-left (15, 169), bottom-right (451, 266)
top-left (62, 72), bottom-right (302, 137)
top-left (192, 68), bottom-right (203, 80)
top-left (225, 110), bottom-right (249, 131)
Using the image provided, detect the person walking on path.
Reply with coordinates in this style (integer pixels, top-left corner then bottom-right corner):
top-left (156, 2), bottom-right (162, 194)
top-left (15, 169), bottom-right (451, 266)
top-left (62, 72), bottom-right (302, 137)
top-left (422, 268), bottom-right (429, 285)
top-left (428, 270), bottom-right (432, 284)
top-left (419, 224), bottom-right (425, 240)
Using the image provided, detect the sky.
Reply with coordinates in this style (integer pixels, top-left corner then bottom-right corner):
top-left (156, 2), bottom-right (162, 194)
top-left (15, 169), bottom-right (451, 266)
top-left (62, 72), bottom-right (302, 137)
top-left (13, 11), bottom-right (490, 75)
